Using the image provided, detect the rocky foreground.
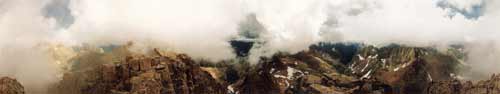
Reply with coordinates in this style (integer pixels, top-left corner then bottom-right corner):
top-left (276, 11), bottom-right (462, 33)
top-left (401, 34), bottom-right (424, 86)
top-left (2, 44), bottom-right (500, 94)
top-left (426, 74), bottom-right (500, 94)
top-left (48, 49), bottom-right (226, 94)
top-left (0, 77), bottom-right (25, 94)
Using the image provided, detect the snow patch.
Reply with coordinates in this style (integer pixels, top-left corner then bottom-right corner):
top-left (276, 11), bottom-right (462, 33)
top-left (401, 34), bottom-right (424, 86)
top-left (270, 68), bottom-right (275, 73)
top-left (368, 54), bottom-right (378, 59)
top-left (358, 55), bottom-right (365, 60)
top-left (284, 80), bottom-right (290, 87)
top-left (393, 61), bottom-right (412, 71)
top-left (227, 85), bottom-right (236, 94)
top-left (271, 67), bottom-right (298, 79)
top-left (427, 73), bottom-right (433, 81)
top-left (362, 70), bottom-right (373, 78)
top-left (286, 67), bottom-right (305, 79)
top-left (349, 65), bottom-right (356, 73)
top-left (393, 67), bottom-right (400, 71)
top-left (349, 61), bottom-right (357, 73)
top-left (381, 59), bottom-right (387, 68)
top-left (287, 67), bottom-right (295, 79)
top-left (274, 74), bottom-right (288, 79)
top-left (361, 61), bottom-right (370, 72)
top-left (450, 73), bottom-right (464, 80)
top-left (270, 67), bottom-right (302, 88)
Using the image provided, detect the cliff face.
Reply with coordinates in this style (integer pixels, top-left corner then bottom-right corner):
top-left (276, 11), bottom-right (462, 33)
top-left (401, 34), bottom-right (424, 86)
top-left (230, 51), bottom-right (392, 94)
top-left (426, 74), bottom-right (500, 94)
top-left (0, 77), bottom-right (25, 94)
top-left (227, 44), bottom-right (465, 94)
top-left (50, 49), bottom-right (226, 94)
top-left (348, 46), bottom-right (462, 94)
top-left (41, 43), bottom-right (494, 94)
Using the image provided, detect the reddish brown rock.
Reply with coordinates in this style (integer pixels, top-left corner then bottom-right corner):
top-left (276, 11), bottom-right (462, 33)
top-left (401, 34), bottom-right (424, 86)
top-left (48, 45), bottom-right (467, 94)
top-left (102, 64), bottom-right (118, 82)
top-left (0, 77), bottom-right (25, 94)
top-left (51, 52), bottom-right (226, 94)
top-left (139, 58), bottom-right (152, 71)
top-left (130, 72), bottom-right (162, 94)
top-left (426, 74), bottom-right (500, 94)
top-left (233, 53), bottom-right (392, 94)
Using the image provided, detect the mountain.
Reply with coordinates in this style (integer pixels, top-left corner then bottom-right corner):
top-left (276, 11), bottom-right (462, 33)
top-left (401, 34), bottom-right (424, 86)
top-left (48, 49), bottom-right (226, 94)
top-left (3, 42), bottom-right (495, 94)
top-left (226, 43), bottom-right (463, 94)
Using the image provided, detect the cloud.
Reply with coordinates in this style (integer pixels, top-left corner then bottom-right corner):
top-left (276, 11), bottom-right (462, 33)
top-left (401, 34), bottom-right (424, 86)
top-left (60, 0), bottom-right (500, 79)
top-left (460, 0), bottom-right (500, 80)
top-left (334, 0), bottom-right (500, 80)
top-left (62, 0), bottom-right (246, 61)
top-left (337, 0), bottom-right (470, 45)
top-left (0, 0), bottom-right (60, 93)
top-left (1, 0), bottom-right (500, 93)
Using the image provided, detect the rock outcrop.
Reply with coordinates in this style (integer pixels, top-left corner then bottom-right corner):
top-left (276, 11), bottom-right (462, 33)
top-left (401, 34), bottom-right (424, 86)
top-left (47, 43), bottom-right (478, 94)
top-left (0, 77), bottom-right (25, 94)
top-left (426, 74), bottom-right (500, 94)
top-left (227, 44), bottom-right (464, 94)
top-left (231, 51), bottom-right (392, 94)
top-left (347, 45), bottom-right (462, 94)
top-left (50, 49), bottom-right (226, 94)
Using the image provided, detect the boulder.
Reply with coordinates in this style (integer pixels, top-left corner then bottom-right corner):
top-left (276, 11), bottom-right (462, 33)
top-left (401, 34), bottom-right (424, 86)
top-left (426, 74), bottom-right (500, 94)
top-left (0, 77), bottom-right (25, 94)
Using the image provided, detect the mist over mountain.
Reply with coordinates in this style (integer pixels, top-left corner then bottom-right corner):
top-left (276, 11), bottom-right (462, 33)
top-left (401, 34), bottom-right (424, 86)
top-left (0, 0), bottom-right (500, 93)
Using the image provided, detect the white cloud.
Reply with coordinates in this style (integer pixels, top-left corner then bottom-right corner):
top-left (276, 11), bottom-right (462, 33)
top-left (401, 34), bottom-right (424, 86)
top-left (1, 0), bottom-right (500, 92)
top-left (0, 0), bottom-right (60, 93)
top-left (64, 0), bottom-right (246, 61)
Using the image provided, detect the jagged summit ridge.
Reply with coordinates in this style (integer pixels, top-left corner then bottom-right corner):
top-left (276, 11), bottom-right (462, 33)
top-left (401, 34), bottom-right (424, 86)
top-left (34, 43), bottom-right (488, 94)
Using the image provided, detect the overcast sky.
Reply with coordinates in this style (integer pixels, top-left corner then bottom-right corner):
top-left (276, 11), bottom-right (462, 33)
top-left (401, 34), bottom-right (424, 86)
top-left (0, 0), bottom-right (499, 92)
